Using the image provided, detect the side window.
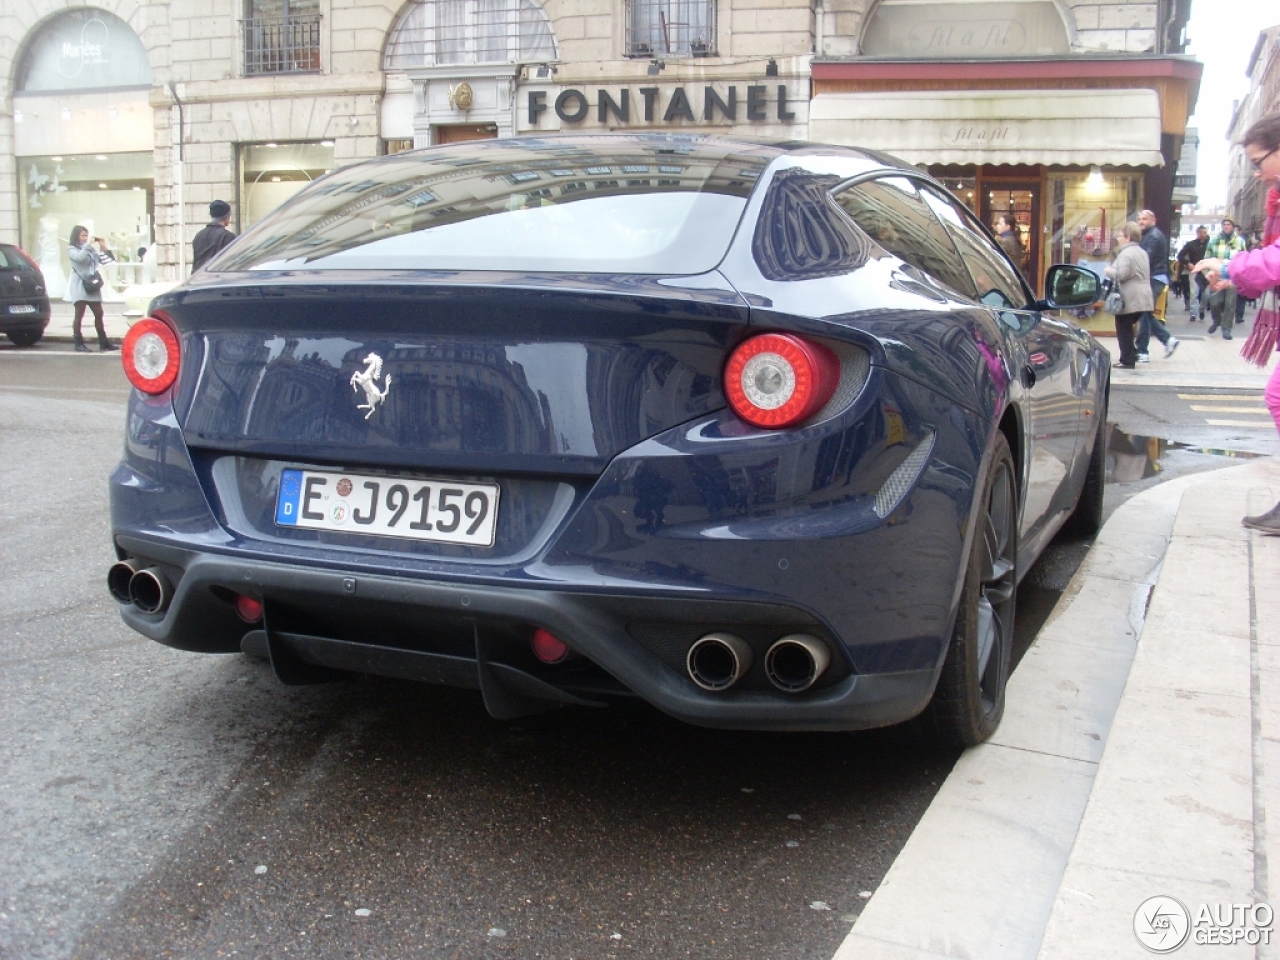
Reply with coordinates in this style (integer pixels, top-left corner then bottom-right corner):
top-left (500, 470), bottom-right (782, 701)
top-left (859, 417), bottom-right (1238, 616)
top-left (920, 186), bottom-right (1027, 309)
top-left (832, 177), bottom-right (976, 297)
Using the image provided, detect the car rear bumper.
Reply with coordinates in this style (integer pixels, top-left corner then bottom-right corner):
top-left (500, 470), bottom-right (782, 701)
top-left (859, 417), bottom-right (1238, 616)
top-left (113, 533), bottom-right (939, 732)
top-left (0, 300), bottom-right (51, 331)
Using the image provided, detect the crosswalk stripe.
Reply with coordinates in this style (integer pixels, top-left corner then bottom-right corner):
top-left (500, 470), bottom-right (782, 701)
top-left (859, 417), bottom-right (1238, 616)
top-left (1178, 393), bottom-right (1265, 401)
top-left (1205, 419), bottom-right (1275, 428)
top-left (1189, 405), bottom-right (1269, 413)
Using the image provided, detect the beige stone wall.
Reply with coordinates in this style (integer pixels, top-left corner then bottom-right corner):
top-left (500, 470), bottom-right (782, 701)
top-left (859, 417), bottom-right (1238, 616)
top-left (1066, 0), bottom-right (1158, 53)
top-left (153, 73), bottom-right (383, 275)
top-left (727, 0), bottom-right (813, 57)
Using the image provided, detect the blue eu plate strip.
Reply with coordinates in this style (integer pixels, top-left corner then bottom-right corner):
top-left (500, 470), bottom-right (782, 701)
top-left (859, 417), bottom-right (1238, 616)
top-left (276, 469), bottom-right (303, 526)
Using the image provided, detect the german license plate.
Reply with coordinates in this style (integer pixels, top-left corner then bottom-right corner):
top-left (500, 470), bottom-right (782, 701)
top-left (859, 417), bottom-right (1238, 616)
top-left (275, 469), bottom-right (499, 546)
top-left (7, 304), bottom-right (35, 314)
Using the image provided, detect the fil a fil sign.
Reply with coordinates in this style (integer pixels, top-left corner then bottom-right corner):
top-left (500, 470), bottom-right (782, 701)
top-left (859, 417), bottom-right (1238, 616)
top-left (940, 124), bottom-right (1021, 147)
top-left (520, 84), bottom-right (800, 131)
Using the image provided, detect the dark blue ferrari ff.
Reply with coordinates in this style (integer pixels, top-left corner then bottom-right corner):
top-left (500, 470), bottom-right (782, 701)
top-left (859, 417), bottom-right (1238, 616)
top-left (109, 134), bottom-right (1106, 746)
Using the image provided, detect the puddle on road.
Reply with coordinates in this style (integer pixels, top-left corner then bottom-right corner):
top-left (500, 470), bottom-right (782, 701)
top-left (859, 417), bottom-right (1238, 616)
top-left (1014, 424), bottom-right (1265, 661)
top-left (1106, 423), bottom-right (1264, 483)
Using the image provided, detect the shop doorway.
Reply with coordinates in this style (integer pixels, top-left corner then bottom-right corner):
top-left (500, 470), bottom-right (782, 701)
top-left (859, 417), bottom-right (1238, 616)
top-left (981, 182), bottom-right (1039, 289)
top-left (435, 124), bottom-right (499, 144)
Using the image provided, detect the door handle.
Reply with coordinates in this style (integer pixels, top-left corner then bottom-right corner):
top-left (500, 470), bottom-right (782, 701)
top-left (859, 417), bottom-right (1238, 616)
top-left (1022, 364), bottom-right (1037, 388)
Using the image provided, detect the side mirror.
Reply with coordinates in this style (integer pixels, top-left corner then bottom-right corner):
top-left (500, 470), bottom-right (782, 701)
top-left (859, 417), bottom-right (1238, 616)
top-left (1039, 264), bottom-right (1100, 310)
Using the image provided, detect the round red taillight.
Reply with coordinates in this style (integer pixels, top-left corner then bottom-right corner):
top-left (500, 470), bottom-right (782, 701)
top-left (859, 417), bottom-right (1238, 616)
top-left (531, 628), bottom-right (570, 664)
top-left (122, 316), bottom-right (181, 395)
top-left (723, 333), bottom-right (839, 429)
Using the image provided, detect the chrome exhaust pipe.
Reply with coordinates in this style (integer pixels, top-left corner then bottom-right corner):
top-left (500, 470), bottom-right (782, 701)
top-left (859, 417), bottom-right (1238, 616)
top-left (107, 560), bottom-right (139, 604)
top-left (765, 634), bottom-right (831, 693)
top-left (129, 568), bottom-right (172, 614)
top-left (686, 632), bottom-right (754, 692)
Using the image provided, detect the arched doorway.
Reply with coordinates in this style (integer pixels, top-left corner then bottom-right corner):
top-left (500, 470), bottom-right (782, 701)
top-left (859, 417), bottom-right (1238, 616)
top-left (13, 9), bottom-right (155, 299)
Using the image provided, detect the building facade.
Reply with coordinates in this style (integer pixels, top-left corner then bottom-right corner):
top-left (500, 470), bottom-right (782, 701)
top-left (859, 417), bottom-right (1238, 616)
top-left (2, 0), bottom-right (1198, 301)
top-left (1227, 25), bottom-right (1280, 241)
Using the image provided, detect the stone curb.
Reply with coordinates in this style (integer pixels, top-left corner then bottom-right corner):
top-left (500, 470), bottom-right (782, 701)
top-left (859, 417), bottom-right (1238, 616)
top-left (832, 458), bottom-right (1279, 960)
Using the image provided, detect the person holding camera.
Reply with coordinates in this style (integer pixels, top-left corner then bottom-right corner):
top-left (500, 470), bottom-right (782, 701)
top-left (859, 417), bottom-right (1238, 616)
top-left (66, 224), bottom-right (116, 353)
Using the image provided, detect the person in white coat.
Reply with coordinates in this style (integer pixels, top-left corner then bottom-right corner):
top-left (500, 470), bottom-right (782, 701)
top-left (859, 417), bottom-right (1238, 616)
top-left (66, 224), bottom-right (116, 352)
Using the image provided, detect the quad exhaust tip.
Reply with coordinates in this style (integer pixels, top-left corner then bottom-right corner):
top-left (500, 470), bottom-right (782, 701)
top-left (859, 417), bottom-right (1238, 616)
top-left (686, 632), bottom-right (754, 692)
top-left (129, 568), bottom-right (172, 614)
top-left (108, 561), bottom-right (173, 614)
top-left (765, 634), bottom-right (831, 693)
top-left (107, 560), bottom-right (138, 604)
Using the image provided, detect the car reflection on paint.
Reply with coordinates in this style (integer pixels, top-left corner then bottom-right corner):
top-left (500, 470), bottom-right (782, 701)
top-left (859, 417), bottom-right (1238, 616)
top-left (107, 134), bottom-right (1107, 746)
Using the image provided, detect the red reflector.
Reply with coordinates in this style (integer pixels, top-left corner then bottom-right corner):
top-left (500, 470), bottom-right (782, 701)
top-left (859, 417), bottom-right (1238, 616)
top-left (531, 628), bottom-right (570, 664)
top-left (234, 594), bottom-right (264, 623)
top-left (122, 316), bottom-right (181, 395)
top-left (724, 333), bottom-right (839, 429)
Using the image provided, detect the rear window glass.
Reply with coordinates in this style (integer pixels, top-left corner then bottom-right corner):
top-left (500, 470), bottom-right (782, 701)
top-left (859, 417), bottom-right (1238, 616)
top-left (211, 140), bottom-right (768, 275)
top-left (0, 246), bottom-right (34, 270)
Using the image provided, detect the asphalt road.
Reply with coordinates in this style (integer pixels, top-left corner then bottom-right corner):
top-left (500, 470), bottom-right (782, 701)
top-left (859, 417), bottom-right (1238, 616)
top-left (0, 349), bottom-right (952, 960)
top-left (2, 345), bottom-right (1273, 960)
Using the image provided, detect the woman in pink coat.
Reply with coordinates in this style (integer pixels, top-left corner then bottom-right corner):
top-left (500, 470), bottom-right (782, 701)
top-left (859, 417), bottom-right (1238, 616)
top-left (1195, 112), bottom-right (1280, 534)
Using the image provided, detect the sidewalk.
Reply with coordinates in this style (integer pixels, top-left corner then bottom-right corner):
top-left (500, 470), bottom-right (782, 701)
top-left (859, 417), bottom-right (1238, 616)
top-left (41, 300), bottom-right (134, 342)
top-left (835, 458), bottom-right (1280, 958)
top-left (1103, 299), bottom-right (1279, 390)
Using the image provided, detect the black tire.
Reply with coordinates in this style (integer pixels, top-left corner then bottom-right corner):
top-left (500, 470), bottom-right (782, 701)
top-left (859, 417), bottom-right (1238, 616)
top-left (6, 329), bottom-right (42, 348)
top-left (927, 432), bottom-right (1018, 748)
top-left (1065, 400), bottom-right (1108, 538)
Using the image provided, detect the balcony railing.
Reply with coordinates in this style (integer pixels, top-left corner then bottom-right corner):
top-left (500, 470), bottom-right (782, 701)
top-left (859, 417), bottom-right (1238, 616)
top-left (241, 15), bottom-right (322, 76)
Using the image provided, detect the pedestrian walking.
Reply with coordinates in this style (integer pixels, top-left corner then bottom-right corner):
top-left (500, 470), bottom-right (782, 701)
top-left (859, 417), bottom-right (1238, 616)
top-left (1134, 209), bottom-right (1179, 360)
top-left (1178, 226), bottom-right (1210, 319)
top-left (192, 200), bottom-right (237, 272)
top-left (1105, 222), bottom-right (1154, 370)
top-left (995, 215), bottom-right (1023, 267)
top-left (1193, 112), bottom-right (1280, 533)
top-left (1203, 218), bottom-right (1248, 339)
top-left (66, 224), bottom-right (117, 353)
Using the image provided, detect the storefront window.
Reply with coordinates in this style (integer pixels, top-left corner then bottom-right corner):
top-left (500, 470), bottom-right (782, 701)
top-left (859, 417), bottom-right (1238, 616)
top-left (239, 141), bottom-right (335, 231)
top-left (926, 167), bottom-right (1037, 288)
top-left (1046, 169), bottom-right (1143, 321)
top-left (17, 152), bottom-right (154, 300)
top-left (939, 176), bottom-right (978, 216)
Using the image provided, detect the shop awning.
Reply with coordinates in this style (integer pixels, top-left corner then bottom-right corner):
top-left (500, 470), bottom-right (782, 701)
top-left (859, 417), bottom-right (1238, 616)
top-left (808, 89), bottom-right (1164, 167)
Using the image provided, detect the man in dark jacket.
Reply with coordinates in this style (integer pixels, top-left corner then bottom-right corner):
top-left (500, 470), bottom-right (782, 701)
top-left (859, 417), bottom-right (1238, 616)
top-left (1177, 226), bottom-right (1210, 319)
top-left (1134, 209), bottom-right (1178, 360)
top-left (192, 200), bottom-right (236, 272)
